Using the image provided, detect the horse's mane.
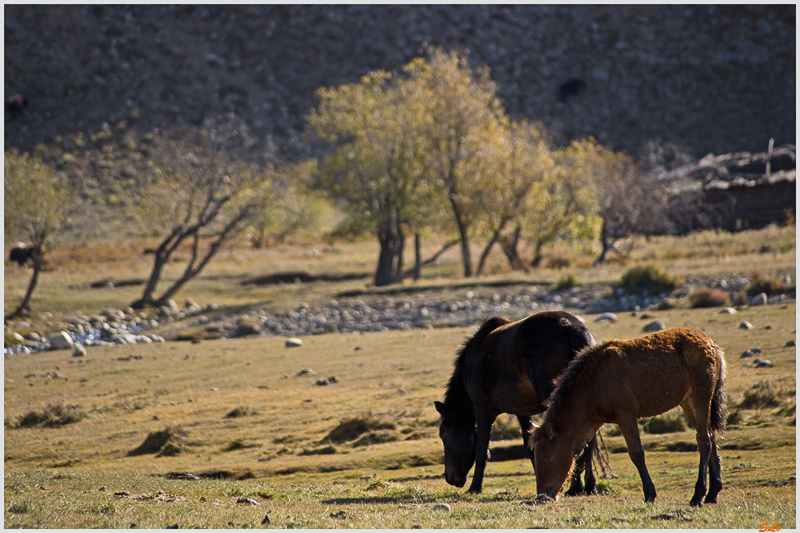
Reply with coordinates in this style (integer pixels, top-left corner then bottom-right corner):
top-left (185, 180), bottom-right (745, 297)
top-left (539, 339), bottom-right (612, 432)
top-left (443, 316), bottom-right (510, 420)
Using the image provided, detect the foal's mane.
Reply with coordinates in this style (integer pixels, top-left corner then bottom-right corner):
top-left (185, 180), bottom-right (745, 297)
top-left (442, 316), bottom-right (510, 420)
top-left (539, 339), bottom-right (610, 431)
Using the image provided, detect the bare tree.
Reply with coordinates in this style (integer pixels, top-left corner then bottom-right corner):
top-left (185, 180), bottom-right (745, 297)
top-left (131, 116), bottom-right (277, 309)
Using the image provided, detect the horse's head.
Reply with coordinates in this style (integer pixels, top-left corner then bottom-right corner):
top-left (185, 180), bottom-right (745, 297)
top-left (434, 400), bottom-right (476, 488)
top-left (531, 421), bottom-right (574, 501)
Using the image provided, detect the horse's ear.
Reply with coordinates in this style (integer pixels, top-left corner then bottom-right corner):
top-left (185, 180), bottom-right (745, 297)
top-left (434, 401), bottom-right (446, 416)
top-left (544, 420), bottom-right (556, 440)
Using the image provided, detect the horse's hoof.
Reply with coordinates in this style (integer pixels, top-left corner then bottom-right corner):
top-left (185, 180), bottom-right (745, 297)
top-left (690, 498), bottom-right (704, 507)
top-left (644, 495), bottom-right (657, 503)
top-left (466, 487), bottom-right (482, 495)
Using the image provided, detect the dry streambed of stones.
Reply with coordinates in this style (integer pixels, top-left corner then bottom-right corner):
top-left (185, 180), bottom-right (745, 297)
top-left (4, 272), bottom-right (794, 357)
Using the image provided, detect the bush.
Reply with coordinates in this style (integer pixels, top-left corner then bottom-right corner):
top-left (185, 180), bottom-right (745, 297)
top-left (688, 287), bottom-right (731, 308)
top-left (323, 416), bottom-right (396, 444)
top-left (747, 271), bottom-right (790, 297)
top-left (642, 413), bottom-right (687, 434)
top-left (13, 403), bottom-right (88, 428)
top-left (554, 273), bottom-right (579, 290)
top-left (621, 264), bottom-right (682, 295)
top-left (491, 415), bottom-right (522, 441)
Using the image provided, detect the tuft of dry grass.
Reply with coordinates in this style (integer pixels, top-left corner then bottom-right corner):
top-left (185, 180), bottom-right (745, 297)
top-left (688, 287), bottom-right (731, 308)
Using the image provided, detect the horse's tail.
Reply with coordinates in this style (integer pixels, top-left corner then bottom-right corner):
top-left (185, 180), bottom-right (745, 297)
top-left (709, 343), bottom-right (727, 433)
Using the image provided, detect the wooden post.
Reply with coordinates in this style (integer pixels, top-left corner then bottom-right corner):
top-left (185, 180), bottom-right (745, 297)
top-left (766, 137), bottom-right (774, 178)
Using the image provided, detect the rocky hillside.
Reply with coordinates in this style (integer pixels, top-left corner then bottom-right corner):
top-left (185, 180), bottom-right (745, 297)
top-left (4, 5), bottom-right (795, 161)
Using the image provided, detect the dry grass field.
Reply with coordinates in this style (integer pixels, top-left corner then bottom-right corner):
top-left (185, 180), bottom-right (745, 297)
top-left (3, 225), bottom-right (796, 528)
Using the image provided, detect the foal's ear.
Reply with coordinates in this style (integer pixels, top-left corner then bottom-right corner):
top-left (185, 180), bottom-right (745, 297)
top-left (434, 401), bottom-right (446, 416)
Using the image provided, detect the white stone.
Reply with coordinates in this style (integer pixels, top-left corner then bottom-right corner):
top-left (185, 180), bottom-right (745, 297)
top-left (286, 338), bottom-right (303, 348)
top-left (750, 293), bottom-right (768, 306)
top-left (48, 331), bottom-right (74, 350)
top-left (594, 312), bottom-right (617, 323)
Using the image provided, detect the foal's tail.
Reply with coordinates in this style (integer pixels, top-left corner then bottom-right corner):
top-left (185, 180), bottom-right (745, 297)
top-left (709, 344), bottom-right (727, 433)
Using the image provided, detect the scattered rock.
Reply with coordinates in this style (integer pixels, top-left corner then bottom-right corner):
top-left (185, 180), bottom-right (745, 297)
top-left (753, 358), bottom-right (773, 368)
top-left (433, 503), bottom-right (451, 512)
top-left (751, 347), bottom-right (763, 354)
top-left (740, 350), bottom-right (753, 358)
top-left (643, 320), bottom-right (665, 332)
top-left (297, 368), bottom-right (314, 376)
top-left (72, 345), bottom-right (87, 357)
top-left (750, 293), bottom-right (768, 306)
top-left (786, 340), bottom-right (796, 347)
top-left (594, 312), bottom-right (617, 323)
top-left (48, 331), bottom-right (74, 350)
top-left (719, 307), bottom-right (737, 314)
top-left (236, 497), bottom-right (259, 506)
top-left (739, 321), bottom-right (753, 329)
top-left (315, 376), bottom-right (338, 386)
top-left (330, 510), bottom-right (347, 519)
top-left (286, 338), bottom-right (303, 348)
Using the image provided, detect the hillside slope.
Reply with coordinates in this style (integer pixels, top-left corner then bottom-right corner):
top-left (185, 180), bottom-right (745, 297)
top-left (4, 5), bottom-right (795, 160)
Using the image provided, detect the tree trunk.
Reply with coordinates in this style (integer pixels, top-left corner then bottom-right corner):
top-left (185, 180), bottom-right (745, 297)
top-left (375, 222), bottom-right (403, 286)
top-left (413, 233), bottom-right (422, 280)
top-left (476, 228), bottom-right (503, 276)
top-left (7, 245), bottom-right (43, 319)
top-left (499, 225), bottom-right (527, 272)
top-left (132, 251), bottom-right (170, 309)
top-left (448, 197), bottom-right (472, 277)
top-left (593, 220), bottom-right (615, 266)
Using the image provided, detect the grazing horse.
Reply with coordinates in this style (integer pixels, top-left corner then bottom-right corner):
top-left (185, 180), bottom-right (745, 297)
top-left (434, 311), bottom-right (600, 494)
top-left (532, 327), bottom-right (727, 506)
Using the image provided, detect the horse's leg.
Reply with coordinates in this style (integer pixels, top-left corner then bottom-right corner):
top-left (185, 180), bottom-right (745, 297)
top-left (517, 415), bottom-right (536, 467)
top-left (582, 434), bottom-right (598, 495)
top-left (689, 397), bottom-right (714, 507)
top-left (704, 432), bottom-right (722, 504)
top-left (617, 413), bottom-right (657, 503)
top-left (467, 407), bottom-right (496, 494)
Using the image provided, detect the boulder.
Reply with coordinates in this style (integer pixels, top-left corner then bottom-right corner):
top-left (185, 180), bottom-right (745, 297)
top-left (48, 331), bottom-right (74, 350)
top-left (593, 312), bottom-right (617, 323)
top-left (643, 320), bottom-right (665, 332)
top-left (286, 338), bottom-right (303, 348)
top-left (750, 293), bottom-right (768, 306)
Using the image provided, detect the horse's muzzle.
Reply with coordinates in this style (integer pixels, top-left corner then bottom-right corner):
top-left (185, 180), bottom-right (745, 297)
top-left (445, 471), bottom-right (467, 488)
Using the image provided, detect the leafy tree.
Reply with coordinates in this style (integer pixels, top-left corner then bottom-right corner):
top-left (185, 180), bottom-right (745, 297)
top-left (4, 152), bottom-right (71, 318)
top-left (131, 117), bottom-right (276, 308)
top-left (566, 138), bottom-right (671, 265)
top-left (248, 160), bottom-right (334, 248)
top-left (308, 69), bottom-right (442, 285)
top-left (474, 119), bottom-right (554, 275)
top-left (410, 48), bottom-right (508, 277)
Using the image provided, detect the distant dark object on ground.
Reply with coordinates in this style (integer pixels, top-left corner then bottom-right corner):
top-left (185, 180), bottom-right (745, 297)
top-left (9, 244), bottom-right (33, 266)
top-left (143, 247), bottom-right (157, 254)
top-left (6, 93), bottom-right (28, 120)
top-left (559, 78), bottom-right (586, 101)
top-left (241, 271), bottom-right (370, 285)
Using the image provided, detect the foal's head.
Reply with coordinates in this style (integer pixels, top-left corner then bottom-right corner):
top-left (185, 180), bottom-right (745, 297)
top-left (434, 400), bottom-right (477, 488)
top-left (532, 421), bottom-right (575, 501)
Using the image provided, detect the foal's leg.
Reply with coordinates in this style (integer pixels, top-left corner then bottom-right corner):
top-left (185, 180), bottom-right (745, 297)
top-left (689, 399), bottom-right (714, 507)
top-left (704, 432), bottom-right (722, 504)
top-left (468, 407), bottom-right (497, 494)
top-left (617, 413), bottom-right (657, 503)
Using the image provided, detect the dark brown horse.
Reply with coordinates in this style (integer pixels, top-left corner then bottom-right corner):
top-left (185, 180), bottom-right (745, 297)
top-left (434, 311), bottom-right (599, 494)
top-left (532, 327), bottom-right (727, 506)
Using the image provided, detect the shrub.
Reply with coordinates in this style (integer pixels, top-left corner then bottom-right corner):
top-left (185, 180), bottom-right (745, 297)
top-left (323, 416), bottom-right (396, 444)
top-left (621, 264), bottom-right (682, 295)
top-left (128, 426), bottom-right (187, 456)
top-left (642, 413), bottom-right (687, 434)
top-left (747, 271), bottom-right (790, 296)
top-left (491, 415), bottom-right (522, 441)
top-left (688, 287), bottom-right (731, 308)
top-left (13, 403), bottom-right (88, 428)
top-left (554, 273), bottom-right (579, 290)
